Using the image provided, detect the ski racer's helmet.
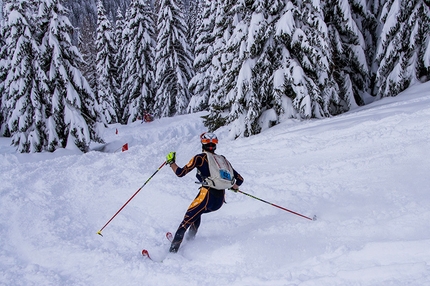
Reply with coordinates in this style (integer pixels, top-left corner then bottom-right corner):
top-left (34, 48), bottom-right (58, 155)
top-left (200, 132), bottom-right (218, 152)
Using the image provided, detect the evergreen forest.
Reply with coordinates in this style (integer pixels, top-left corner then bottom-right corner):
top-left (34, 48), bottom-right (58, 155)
top-left (1, 0), bottom-right (429, 152)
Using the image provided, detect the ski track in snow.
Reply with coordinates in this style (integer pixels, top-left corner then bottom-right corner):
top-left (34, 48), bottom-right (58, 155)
top-left (1, 82), bottom-right (430, 285)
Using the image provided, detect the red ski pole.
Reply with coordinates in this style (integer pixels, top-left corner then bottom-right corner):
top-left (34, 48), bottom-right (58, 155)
top-left (97, 161), bottom-right (167, 236)
top-left (233, 189), bottom-right (316, 221)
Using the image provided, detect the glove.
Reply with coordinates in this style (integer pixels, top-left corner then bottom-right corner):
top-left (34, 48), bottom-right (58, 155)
top-left (166, 151), bottom-right (176, 165)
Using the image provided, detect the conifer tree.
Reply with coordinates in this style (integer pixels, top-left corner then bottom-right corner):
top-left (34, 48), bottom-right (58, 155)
top-left (121, 0), bottom-right (155, 123)
top-left (222, 0), bottom-right (265, 137)
top-left (374, 0), bottom-right (430, 98)
top-left (184, 0), bottom-right (200, 54)
top-left (187, 0), bottom-right (216, 113)
top-left (114, 8), bottom-right (127, 122)
top-left (248, 0), bottom-right (286, 132)
top-left (96, 0), bottom-right (118, 124)
top-left (1, 0), bottom-right (48, 152)
top-left (274, 0), bottom-right (337, 119)
top-left (204, 0), bottom-right (261, 135)
top-left (154, 0), bottom-right (194, 117)
top-left (78, 16), bottom-right (98, 92)
top-left (325, 0), bottom-right (371, 110)
top-left (261, 0), bottom-right (290, 122)
top-left (39, 0), bottom-right (103, 152)
top-left (204, 0), bottom-right (236, 131)
top-left (206, 0), bottom-right (337, 137)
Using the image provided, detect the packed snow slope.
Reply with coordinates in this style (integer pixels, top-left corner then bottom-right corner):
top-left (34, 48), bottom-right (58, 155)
top-left (1, 82), bottom-right (430, 286)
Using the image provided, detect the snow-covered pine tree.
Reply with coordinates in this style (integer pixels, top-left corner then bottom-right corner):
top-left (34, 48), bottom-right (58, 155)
top-left (39, 0), bottom-right (104, 152)
top-left (216, 0), bottom-right (250, 136)
top-left (62, 0), bottom-right (97, 45)
top-left (187, 0), bottom-right (217, 113)
top-left (184, 0), bottom-right (200, 55)
top-left (1, 0), bottom-right (49, 152)
top-left (154, 0), bottom-right (194, 117)
top-left (260, 0), bottom-right (292, 123)
top-left (204, 0), bottom-right (235, 131)
top-left (121, 0), bottom-right (155, 123)
top-left (248, 0), bottom-right (287, 132)
top-left (114, 8), bottom-right (126, 122)
top-left (325, 0), bottom-right (371, 111)
top-left (222, 0), bottom-right (270, 137)
top-left (274, 0), bottom-right (337, 119)
top-left (96, 0), bottom-right (118, 124)
top-left (78, 16), bottom-right (98, 93)
top-left (226, 0), bottom-right (304, 137)
top-left (374, 0), bottom-right (430, 98)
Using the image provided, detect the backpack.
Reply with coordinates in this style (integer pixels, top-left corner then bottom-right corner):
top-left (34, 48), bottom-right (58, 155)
top-left (203, 152), bottom-right (236, 190)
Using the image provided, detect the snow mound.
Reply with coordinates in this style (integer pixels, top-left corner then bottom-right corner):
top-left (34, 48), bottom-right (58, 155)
top-left (1, 83), bottom-right (430, 285)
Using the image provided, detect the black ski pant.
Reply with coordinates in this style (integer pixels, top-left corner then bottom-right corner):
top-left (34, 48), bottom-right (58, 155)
top-left (171, 187), bottom-right (225, 249)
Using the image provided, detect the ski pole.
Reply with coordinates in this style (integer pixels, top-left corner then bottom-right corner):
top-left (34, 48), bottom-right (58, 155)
top-left (97, 161), bottom-right (167, 236)
top-left (232, 189), bottom-right (316, 221)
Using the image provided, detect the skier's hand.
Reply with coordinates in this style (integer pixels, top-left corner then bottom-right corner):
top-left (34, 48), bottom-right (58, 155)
top-left (166, 152), bottom-right (176, 165)
top-left (229, 184), bottom-right (239, 192)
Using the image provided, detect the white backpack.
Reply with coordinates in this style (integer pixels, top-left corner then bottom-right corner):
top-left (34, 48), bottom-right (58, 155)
top-left (204, 152), bottom-right (236, 190)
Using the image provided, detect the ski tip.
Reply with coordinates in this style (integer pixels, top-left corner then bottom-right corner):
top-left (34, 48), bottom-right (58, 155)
top-left (142, 249), bottom-right (150, 258)
top-left (312, 215), bottom-right (317, 221)
top-left (142, 249), bottom-right (163, 262)
top-left (166, 232), bottom-right (173, 242)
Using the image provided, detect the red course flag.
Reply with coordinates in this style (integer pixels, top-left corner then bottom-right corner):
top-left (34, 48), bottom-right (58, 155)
top-left (122, 143), bottom-right (128, 152)
top-left (115, 128), bottom-right (118, 134)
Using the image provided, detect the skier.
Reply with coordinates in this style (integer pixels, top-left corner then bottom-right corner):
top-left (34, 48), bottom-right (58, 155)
top-left (165, 132), bottom-right (244, 253)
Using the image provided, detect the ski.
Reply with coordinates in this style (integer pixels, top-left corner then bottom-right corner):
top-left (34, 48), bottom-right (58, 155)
top-left (141, 232), bottom-right (173, 262)
top-left (141, 249), bottom-right (154, 261)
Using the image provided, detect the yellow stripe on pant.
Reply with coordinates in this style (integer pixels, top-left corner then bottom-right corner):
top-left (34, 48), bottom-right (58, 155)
top-left (188, 187), bottom-right (209, 210)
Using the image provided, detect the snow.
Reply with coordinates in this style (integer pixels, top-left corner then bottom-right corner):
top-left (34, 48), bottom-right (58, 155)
top-left (275, 2), bottom-right (295, 37)
top-left (1, 82), bottom-right (430, 285)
